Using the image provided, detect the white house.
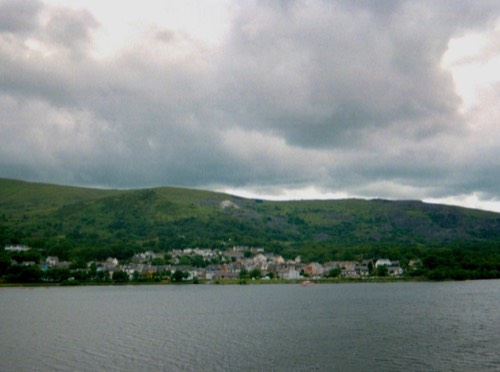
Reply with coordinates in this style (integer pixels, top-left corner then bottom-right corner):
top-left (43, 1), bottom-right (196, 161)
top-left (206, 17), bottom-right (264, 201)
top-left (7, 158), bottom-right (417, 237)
top-left (282, 269), bottom-right (302, 280)
top-left (375, 259), bottom-right (392, 268)
top-left (46, 256), bottom-right (59, 266)
top-left (106, 257), bottom-right (119, 267)
top-left (5, 245), bottom-right (31, 252)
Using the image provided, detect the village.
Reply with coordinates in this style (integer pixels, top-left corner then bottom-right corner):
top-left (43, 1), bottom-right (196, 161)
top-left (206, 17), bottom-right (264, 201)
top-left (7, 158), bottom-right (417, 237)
top-left (4, 244), bottom-right (410, 283)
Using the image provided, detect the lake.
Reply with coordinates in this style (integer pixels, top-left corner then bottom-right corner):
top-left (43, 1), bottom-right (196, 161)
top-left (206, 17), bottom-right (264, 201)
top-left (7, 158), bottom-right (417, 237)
top-left (1, 281), bottom-right (499, 371)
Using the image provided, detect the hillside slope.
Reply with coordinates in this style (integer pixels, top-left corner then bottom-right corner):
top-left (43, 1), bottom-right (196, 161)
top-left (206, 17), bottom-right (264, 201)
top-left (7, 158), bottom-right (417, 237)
top-left (1, 178), bottom-right (500, 261)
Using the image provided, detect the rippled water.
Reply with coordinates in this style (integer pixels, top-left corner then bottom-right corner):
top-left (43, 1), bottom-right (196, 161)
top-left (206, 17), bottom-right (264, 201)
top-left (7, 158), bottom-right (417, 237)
top-left (1, 281), bottom-right (499, 371)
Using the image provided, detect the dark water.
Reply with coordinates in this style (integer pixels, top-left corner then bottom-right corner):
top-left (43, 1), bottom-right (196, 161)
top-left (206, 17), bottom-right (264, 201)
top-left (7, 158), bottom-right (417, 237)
top-left (0, 281), bottom-right (499, 371)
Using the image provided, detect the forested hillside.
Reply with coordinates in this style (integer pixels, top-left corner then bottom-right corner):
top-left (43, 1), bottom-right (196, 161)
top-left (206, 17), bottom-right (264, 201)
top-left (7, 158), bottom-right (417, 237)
top-left (1, 178), bottom-right (500, 265)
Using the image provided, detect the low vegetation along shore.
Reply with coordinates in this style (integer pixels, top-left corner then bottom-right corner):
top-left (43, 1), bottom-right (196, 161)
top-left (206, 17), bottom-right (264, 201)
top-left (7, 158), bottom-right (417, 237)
top-left (0, 277), bottom-right (427, 287)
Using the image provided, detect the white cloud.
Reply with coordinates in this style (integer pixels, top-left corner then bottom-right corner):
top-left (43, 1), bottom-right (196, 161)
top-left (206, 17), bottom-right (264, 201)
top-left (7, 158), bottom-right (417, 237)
top-left (42, 0), bottom-right (232, 57)
top-left (441, 17), bottom-right (500, 111)
top-left (425, 193), bottom-right (500, 213)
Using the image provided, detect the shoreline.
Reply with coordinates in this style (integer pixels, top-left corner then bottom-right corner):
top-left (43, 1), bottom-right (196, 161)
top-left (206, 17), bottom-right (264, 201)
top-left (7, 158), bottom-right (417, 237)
top-left (1, 276), bottom-right (486, 287)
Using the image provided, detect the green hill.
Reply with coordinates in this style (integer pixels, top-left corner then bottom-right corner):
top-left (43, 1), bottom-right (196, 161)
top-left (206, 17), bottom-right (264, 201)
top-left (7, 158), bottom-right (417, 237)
top-left (1, 178), bottom-right (500, 263)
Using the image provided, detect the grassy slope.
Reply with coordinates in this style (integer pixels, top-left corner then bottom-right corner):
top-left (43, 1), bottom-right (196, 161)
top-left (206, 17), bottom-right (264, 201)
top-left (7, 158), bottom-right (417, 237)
top-left (1, 178), bottom-right (500, 261)
top-left (0, 179), bottom-right (119, 215)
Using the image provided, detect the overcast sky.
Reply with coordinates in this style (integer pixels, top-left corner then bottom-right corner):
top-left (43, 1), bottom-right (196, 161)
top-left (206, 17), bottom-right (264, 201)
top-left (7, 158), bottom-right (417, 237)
top-left (1, 0), bottom-right (500, 211)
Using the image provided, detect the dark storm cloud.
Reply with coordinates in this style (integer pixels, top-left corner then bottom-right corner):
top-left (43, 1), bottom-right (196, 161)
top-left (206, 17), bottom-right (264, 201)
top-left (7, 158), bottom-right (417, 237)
top-left (217, 0), bottom-right (466, 149)
top-left (0, 0), bottom-right (500, 208)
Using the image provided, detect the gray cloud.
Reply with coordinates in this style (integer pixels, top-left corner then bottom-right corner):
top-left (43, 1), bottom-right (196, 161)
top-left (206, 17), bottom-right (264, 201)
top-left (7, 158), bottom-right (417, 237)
top-left (44, 8), bottom-right (99, 53)
top-left (0, 0), bottom-right (500, 208)
top-left (217, 1), bottom-right (466, 147)
top-left (0, 0), bottom-right (41, 33)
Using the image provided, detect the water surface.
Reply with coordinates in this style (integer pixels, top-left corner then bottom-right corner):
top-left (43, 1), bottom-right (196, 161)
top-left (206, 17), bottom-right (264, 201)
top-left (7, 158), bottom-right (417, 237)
top-left (1, 281), bottom-right (498, 371)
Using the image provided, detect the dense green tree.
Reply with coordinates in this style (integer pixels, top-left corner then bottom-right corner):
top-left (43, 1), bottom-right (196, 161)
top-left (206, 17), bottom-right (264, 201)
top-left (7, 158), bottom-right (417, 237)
top-left (43, 268), bottom-right (71, 282)
top-left (72, 270), bottom-right (89, 282)
top-left (132, 270), bottom-right (141, 281)
top-left (159, 269), bottom-right (171, 279)
top-left (151, 257), bottom-right (166, 265)
top-left (0, 250), bottom-right (11, 277)
top-left (376, 265), bottom-right (388, 277)
top-left (367, 261), bottom-right (374, 275)
top-left (171, 269), bottom-right (185, 282)
top-left (89, 262), bottom-right (97, 279)
top-left (325, 268), bottom-right (341, 278)
top-left (239, 268), bottom-right (249, 279)
top-left (97, 269), bottom-right (110, 281)
top-left (190, 255), bottom-right (207, 268)
top-left (10, 250), bottom-right (42, 264)
top-left (5, 265), bottom-right (42, 283)
top-left (69, 258), bottom-right (87, 270)
top-left (249, 268), bottom-right (261, 279)
top-left (112, 270), bottom-right (129, 283)
top-left (178, 256), bottom-right (192, 266)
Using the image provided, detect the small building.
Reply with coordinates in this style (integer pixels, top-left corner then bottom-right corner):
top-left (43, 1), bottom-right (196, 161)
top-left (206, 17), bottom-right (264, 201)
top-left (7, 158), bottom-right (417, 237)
top-left (253, 253), bottom-right (267, 264)
top-left (304, 262), bottom-right (324, 277)
top-left (5, 245), bottom-right (31, 252)
top-left (106, 257), bottom-right (119, 267)
top-left (46, 256), bottom-right (59, 266)
top-left (375, 259), bottom-right (392, 268)
top-left (282, 268), bottom-right (302, 280)
top-left (355, 265), bottom-right (370, 277)
top-left (341, 269), bottom-right (359, 278)
top-left (388, 266), bottom-right (404, 276)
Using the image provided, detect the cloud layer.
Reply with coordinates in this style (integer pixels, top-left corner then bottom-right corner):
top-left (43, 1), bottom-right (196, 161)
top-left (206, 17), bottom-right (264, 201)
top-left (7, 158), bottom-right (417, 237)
top-left (1, 0), bottom-right (499, 210)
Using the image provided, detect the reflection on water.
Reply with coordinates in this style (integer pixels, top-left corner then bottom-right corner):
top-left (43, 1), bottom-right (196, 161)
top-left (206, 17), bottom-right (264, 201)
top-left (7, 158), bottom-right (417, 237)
top-left (1, 281), bottom-right (499, 371)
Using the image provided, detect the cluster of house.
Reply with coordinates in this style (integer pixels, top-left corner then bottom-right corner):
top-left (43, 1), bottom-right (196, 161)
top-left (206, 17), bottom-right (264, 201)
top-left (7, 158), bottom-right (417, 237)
top-left (5, 245), bottom-right (31, 252)
top-left (5, 244), bottom-right (409, 281)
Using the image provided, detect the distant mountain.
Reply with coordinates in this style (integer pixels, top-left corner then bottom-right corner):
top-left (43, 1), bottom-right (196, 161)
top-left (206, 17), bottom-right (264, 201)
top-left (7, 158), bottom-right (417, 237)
top-left (1, 178), bottom-right (500, 262)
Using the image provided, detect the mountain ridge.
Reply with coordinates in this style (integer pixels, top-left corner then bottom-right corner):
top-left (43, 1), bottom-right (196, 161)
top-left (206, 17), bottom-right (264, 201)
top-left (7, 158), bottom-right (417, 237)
top-left (1, 178), bottom-right (500, 263)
